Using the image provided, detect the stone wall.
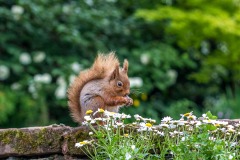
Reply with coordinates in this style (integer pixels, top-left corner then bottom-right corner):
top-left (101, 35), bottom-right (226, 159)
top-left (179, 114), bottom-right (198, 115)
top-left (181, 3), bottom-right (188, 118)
top-left (0, 125), bottom-right (90, 159)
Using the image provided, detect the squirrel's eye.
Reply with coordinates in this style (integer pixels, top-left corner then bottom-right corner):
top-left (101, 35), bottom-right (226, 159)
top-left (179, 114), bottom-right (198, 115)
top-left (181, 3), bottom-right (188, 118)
top-left (117, 81), bottom-right (123, 87)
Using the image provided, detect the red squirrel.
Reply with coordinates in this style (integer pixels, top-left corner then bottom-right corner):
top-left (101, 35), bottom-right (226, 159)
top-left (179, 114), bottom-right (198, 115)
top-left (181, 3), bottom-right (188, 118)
top-left (67, 52), bottom-right (133, 123)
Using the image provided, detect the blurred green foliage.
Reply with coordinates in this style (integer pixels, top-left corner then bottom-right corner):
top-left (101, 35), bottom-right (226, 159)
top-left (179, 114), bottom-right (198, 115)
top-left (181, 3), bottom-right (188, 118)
top-left (0, 0), bottom-right (240, 128)
top-left (136, 0), bottom-right (240, 84)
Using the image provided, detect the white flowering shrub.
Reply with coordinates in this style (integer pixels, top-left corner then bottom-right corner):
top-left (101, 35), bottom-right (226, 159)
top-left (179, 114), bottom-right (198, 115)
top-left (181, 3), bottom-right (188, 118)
top-left (76, 110), bottom-right (240, 159)
top-left (0, 0), bottom-right (191, 127)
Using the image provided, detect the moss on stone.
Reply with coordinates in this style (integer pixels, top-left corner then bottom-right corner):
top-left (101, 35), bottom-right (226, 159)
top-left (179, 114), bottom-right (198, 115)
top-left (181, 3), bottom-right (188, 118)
top-left (0, 126), bottom-right (96, 157)
top-left (0, 127), bottom-right (67, 154)
top-left (0, 129), bottom-right (36, 153)
top-left (64, 127), bottom-right (90, 154)
top-left (0, 130), bottom-right (18, 144)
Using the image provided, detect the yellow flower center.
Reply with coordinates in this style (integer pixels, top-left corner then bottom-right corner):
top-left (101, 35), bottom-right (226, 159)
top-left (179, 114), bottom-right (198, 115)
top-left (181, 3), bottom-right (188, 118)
top-left (80, 141), bottom-right (88, 145)
top-left (184, 113), bottom-right (190, 117)
top-left (141, 94), bottom-right (148, 101)
top-left (145, 123), bottom-right (152, 127)
top-left (188, 116), bottom-right (194, 120)
top-left (133, 99), bottom-right (140, 107)
top-left (124, 134), bottom-right (129, 137)
top-left (99, 108), bottom-right (104, 113)
top-left (214, 123), bottom-right (220, 127)
top-left (86, 110), bottom-right (93, 115)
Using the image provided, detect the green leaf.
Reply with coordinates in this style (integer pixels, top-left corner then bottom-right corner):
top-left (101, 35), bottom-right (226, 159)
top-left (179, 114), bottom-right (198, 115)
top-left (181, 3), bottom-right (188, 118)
top-left (206, 111), bottom-right (218, 120)
top-left (206, 124), bottom-right (217, 131)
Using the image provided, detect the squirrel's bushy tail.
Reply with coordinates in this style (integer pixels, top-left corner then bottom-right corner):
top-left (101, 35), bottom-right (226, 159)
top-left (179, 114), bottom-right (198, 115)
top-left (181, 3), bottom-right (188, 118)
top-left (67, 52), bottom-right (119, 123)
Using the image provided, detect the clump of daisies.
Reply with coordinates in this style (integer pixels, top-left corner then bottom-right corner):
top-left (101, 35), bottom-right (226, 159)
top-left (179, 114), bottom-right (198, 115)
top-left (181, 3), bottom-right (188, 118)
top-left (75, 110), bottom-right (240, 159)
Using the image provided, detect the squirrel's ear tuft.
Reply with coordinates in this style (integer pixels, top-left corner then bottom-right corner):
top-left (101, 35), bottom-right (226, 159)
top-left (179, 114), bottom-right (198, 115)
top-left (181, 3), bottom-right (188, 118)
top-left (123, 59), bottom-right (128, 73)
top-left (110, 65), bottom-right (120, 80)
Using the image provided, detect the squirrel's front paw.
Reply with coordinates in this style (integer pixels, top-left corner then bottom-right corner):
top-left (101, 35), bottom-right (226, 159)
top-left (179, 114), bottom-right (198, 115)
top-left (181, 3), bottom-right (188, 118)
top-left (124, 96), bottom-right (133, 106)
